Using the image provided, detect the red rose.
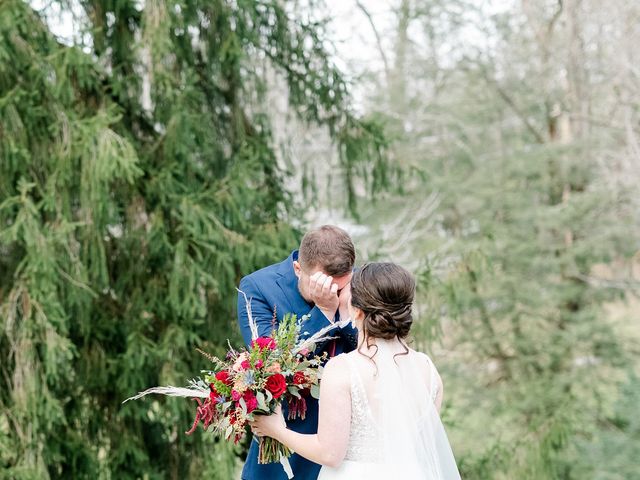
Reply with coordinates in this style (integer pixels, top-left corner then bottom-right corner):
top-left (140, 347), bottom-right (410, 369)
top-left (265, 373), bottom-right (287, 399)
top-left (209, 383), bottom-right (219, 401)
top-left (215, 370), bottom-right (232, 386)
top-left (252, 337), bottom-right (276, 351)
top-left (293, 371), bottom-right (307, 385)
top-left (243, 391), bottom-right (258, 413)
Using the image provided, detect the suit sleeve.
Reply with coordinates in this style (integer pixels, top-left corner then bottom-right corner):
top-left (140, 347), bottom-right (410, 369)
top-left (237, 275), bottom-right (280, 347)
top-left (237, 275), bottom-right (334, 350)
top-left (237, 275), bottom-right (357, 353)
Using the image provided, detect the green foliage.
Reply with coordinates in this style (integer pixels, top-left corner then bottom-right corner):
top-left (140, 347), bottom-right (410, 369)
top-left (410, 140), bottom-right (634, 479)
top-left (351, 1), bottom-right (639, 478)
top-left (422, 125), bottom-right (633, 480)
top-left (0, 1), bottom-right (387, 478)
top-left (572, 373), bottom-right (640, 479)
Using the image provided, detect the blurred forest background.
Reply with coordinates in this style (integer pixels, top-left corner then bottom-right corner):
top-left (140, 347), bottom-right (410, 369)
top-left (1, 0), bottom-right (639, 479)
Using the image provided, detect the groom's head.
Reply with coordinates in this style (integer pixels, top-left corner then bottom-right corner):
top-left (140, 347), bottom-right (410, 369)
top-left (293, 225), bottom-right (355, 301)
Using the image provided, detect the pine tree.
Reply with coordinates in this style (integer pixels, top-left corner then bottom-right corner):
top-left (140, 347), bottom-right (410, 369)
top-left (0, 1), bottom-right (386, 478)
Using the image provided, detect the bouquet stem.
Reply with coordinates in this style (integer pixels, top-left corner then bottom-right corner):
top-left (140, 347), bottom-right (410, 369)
top-left (257, 436), bottom-right (292, 464)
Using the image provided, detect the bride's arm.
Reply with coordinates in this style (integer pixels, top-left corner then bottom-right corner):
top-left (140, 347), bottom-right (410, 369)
top-left (251, 355), bottom-right (351, 468)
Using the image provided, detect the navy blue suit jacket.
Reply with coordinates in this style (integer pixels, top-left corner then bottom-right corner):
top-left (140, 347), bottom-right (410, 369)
top-left (237, 251), bottom-right (358, 480)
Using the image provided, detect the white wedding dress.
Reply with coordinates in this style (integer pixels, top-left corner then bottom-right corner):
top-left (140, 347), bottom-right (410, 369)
top-left (318, 339), bottom-right (461, 480)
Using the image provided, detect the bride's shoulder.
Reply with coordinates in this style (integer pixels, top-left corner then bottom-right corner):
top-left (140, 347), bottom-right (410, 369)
top-left (323, 353), bottom-right (352, 375)
top-left (409, 349), bottom-right (438, 371)
top-left (320, 354), bottom-right (352, 389)
top-left (411, 349), bottom-right (444, 392)
top-left (412, 349), bottom-right (430, 361)
top-left (409, 347), bottom-right (432, 361)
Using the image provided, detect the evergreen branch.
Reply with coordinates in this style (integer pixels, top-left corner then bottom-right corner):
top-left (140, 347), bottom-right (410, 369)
top-left (55, 267), bottom-right (98, 298)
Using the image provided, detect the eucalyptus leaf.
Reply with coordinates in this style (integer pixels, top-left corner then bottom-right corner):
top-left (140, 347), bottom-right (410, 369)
top-left (310, 385), bottom-right (320, 399)
top-left (257, 391), bottom-right (268, 410)
top-left (288, 387), bottom-right (302, 399)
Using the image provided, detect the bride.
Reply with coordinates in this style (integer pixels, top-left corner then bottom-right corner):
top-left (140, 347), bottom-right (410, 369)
top-left (251, 262), bottom-right (461, 479)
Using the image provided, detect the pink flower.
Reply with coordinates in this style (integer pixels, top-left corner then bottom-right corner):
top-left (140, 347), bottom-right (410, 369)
top-left (299, 347), bottom-right (310, 356)
top-left (251, 337), bottom-right (276, 351)
top-left (255, 360), bottom-right (264, 368)
top-left (240, 360), bottom-right (251, 370)
top-left (266, 362), bottom-right (281, 374)
top-left (231, 390), bottom-right (241, 401)
top-left (232, 352), bottom-right (249, 372)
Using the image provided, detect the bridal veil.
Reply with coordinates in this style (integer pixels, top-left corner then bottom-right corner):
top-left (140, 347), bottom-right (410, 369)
top-left (354, 339), bottom-right (460, 479)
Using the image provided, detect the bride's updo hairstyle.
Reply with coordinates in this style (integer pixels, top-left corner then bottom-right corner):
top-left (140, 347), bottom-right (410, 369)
top-left (350, 262), bottom-right (416, 363)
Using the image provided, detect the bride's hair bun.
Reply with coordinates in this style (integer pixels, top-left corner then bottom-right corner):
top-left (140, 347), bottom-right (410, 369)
top-left (350, 263), bottom-right (416, 340)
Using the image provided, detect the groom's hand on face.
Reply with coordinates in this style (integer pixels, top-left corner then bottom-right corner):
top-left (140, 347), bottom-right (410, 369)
top-left (337, 282), bottom-right (351, 323)
top-left (309, 272), bottom-right (340, 321)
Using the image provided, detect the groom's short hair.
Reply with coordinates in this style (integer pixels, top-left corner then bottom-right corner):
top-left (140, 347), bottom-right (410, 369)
top-left (299, 225), bottom-right (355, 277)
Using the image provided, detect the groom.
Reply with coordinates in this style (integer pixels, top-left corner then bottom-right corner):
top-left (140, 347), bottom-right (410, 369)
top-left (237, 225), bottom-right (358, 480)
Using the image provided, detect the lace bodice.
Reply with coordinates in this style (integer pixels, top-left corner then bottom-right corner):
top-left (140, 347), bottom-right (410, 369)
top-left (342, 352), bottom-right (439, 462)
top-left (343, 356), bottom-right (381, 461)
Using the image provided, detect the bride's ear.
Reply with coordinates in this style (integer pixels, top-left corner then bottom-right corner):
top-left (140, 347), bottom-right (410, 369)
top-left (352, 307), bottom-right (365, 322)
top-left (352, 308), bottom-right (366, 330)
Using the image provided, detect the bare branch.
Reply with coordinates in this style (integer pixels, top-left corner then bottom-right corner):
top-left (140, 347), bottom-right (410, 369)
top-left (355, 1), bottom-right (391, 84)
top-left (479, 68), bottom-right (547, 144)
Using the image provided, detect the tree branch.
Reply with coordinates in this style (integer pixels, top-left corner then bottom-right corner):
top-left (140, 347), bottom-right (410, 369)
top-left (480, 69), bottom-right (547, 144)
top-left (355, 1), bottom-right (391, 84)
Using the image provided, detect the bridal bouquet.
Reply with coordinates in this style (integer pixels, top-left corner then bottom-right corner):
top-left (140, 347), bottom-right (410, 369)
top-left (124, 293), bottom-right (336, 477)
